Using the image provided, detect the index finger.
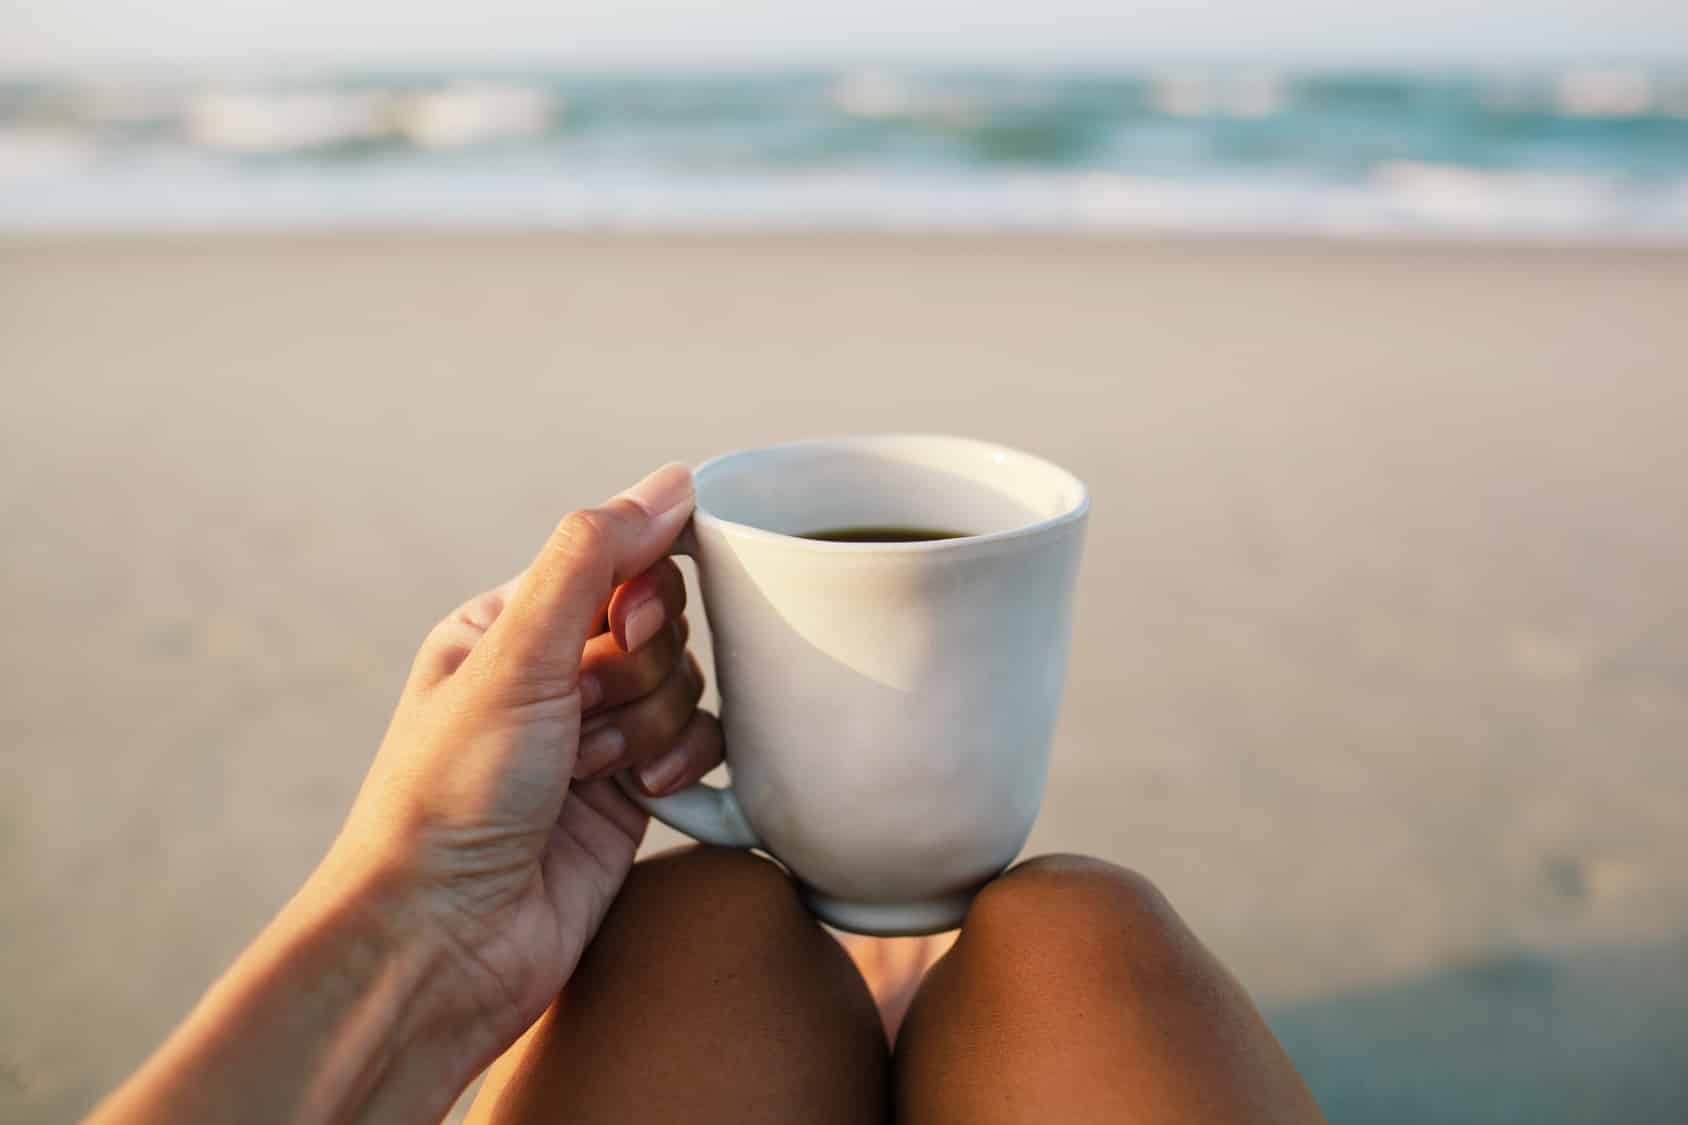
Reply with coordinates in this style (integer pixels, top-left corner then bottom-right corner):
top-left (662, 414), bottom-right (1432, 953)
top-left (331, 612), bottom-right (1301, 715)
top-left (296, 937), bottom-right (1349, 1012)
top-left (471, 463), bottom-right (694, 692)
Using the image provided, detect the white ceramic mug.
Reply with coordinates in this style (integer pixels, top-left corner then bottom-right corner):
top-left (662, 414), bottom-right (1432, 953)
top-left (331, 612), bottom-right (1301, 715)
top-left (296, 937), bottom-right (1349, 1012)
top-left (619, 434), bottom-right (1088, 935)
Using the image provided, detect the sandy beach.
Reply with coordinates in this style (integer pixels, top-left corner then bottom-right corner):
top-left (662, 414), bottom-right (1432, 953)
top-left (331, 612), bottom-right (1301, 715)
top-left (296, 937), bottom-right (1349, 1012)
top-left (3, 234), bottom-right (1686, 1122)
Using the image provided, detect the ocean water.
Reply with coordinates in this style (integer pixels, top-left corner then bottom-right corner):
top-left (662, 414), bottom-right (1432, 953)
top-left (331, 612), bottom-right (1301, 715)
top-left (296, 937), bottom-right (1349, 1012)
top-left (2, 66), bottom-right (1687, 239)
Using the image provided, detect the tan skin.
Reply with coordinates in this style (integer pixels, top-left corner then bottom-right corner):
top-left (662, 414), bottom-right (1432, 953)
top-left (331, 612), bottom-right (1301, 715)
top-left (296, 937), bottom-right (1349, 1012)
top-left (91, 464), bottom-right (1324, 1125)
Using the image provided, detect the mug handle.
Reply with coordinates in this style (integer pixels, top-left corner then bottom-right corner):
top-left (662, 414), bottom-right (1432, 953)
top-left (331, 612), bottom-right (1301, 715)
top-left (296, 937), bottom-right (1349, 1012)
top-left (613, 522), bottom-right (763, 850)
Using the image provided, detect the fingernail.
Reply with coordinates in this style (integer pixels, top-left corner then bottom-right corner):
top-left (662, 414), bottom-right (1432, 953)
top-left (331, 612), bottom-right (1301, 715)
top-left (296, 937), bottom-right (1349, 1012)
top-left (617, 463), bottom-right (693, 519)
top-left (577, 672), bottom-right (604, 711)
top-left (573, 725), bottom-right (625, 779)
top-left (622, 599), bottom-right (664, 653)
top-left (637, 745), bottom-right (688, 795)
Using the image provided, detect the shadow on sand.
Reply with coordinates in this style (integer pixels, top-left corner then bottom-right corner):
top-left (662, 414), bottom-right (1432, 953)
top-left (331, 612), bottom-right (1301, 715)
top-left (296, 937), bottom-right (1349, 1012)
top-left (1266, 937), bottom-right (1688, 1124)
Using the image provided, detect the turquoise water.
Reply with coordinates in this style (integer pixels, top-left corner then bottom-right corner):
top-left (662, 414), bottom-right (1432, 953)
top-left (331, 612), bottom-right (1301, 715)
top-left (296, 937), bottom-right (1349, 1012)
top-left (2, 67), bottom-right (1687, 237)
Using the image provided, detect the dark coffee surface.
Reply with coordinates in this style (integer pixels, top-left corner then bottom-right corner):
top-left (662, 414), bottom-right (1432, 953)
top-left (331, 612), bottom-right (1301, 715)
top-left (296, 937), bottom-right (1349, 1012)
top-left (798, 526), bottom-right (971, 543)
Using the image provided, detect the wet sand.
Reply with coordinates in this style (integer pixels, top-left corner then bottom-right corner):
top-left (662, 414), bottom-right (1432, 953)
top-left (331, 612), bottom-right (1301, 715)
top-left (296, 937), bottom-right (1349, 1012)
top-left (2, 234), bottom-right (1686, 1121)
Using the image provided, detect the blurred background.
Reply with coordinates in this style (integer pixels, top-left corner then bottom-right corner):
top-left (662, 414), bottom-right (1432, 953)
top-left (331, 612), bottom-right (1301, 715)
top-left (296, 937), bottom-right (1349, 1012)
top-left (3, 1), bottom-right (1687, 1122)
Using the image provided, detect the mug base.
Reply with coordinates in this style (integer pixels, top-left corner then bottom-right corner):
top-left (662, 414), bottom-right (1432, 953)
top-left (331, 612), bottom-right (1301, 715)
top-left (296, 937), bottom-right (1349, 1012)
top-left (798, 885), bottom-right (977, 936)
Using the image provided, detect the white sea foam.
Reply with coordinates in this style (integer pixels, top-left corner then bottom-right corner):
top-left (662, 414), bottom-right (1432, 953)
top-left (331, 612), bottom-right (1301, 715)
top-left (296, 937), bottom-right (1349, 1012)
top-left (1556, 69), bottom-right (1654, 119)
top-left (829, 70), bottom-right (983, 127)
top-left (0, 128), bottom-right (98, 181)
top-left (186, 91), bottom-right (392, 154)
top-left (831, 70), bottom-right (911, 119)
top-left (74, 83), bottom-right (188, 127)
top-left (395, 84), bottom-right (557, 150)
top-left (1372, 161), bottom-right (1617, 232)
top-left (1151, 73), bottom-right (1284, 119)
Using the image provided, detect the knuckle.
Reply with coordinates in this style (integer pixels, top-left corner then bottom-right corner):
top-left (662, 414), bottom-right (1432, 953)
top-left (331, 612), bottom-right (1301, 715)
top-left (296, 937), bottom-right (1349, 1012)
top-left (421, 615), bottom-right (469, 659)
top-left (552, 508), bottom-right (613, 559)
top-left (423, 615), bottom-right (455, 649)
top-left (456, 588), bottom-right (506, 630)
top-left (653, 556), bottom-right (687, 595)
top-left (469, 649), bottom-right (584, 713)
top-left (691, 712), bottom-right (725, 762)
top-left (602, 495), bottom-right (652, 525)
top-left (655, 701), bottom-right (693, 744)
top-left (630, 632), bottom-right (678, 694)
top-left (649, 671), bottom-right (700, 741)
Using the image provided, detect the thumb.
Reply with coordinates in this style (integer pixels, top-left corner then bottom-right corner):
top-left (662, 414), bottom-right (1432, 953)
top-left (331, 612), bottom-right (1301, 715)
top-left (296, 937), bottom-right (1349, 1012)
top-left (472, 463), bottom-right (694, 695)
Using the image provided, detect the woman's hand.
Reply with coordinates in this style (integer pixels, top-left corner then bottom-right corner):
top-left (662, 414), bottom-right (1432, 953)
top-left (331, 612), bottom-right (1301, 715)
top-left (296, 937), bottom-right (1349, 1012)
top-left (91, 464), bottom-right (723, 1125)
top-left (338, 462), bottom-right (721, 1053)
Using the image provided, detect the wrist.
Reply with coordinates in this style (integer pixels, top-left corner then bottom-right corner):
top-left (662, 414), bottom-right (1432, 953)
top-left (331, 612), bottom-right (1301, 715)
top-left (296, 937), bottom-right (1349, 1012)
top-left (90, 835), bottom-right (500, 1125)
top-left (290, 835), bottom-right (506, 1113)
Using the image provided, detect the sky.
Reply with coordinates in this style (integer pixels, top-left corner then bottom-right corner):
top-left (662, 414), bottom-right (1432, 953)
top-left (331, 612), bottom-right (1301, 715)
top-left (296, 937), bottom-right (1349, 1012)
top-left (2, 0), bottom-right (1687, 72)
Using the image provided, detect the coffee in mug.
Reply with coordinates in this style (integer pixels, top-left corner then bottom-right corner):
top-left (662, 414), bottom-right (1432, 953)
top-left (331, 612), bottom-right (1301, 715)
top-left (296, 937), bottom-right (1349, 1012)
top-left (798, 526), bottom-right (971, 543)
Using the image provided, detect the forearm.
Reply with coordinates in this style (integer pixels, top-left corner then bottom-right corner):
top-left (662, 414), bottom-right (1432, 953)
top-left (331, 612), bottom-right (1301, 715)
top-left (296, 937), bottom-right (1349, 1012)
top-left (93, 466), bottom-right (695, 1122)
top-left (89, 847), bottom-right (490, 1125)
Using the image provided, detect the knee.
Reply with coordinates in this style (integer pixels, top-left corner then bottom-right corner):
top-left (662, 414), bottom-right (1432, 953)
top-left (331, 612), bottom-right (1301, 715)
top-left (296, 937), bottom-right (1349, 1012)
top-left (614, 845), bottom-right (810, 943)
top-left (621, 844), bottom-right (798, 905)
top-left (972, 854), bottom-right (1176, 930)
top-left (961, 854), bottom-right (1201, 981)
top-left (628, 843), bottom-right (795, 893)
top-left (604, 846), bottom-right (883, 1053)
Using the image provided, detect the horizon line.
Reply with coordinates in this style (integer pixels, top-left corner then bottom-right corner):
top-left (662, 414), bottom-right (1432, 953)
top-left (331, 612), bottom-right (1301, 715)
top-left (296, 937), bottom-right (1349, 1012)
top-left (5, 48), bottom-right (1688, 83)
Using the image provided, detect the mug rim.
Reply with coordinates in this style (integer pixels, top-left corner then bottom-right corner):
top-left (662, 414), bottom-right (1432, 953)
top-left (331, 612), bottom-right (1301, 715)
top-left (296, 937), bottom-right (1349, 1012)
top-left (689, 433), bottom-right (1090, 553)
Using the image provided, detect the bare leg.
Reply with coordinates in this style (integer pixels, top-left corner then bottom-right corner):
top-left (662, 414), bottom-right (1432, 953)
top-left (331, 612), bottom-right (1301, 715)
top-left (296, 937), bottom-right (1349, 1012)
top-left (467, 846), bottom-right (889, 1125)
top-left (895, 855), bottom-right (1325, 1124)
top-left (840, 932), bottom-right (959, 1041)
